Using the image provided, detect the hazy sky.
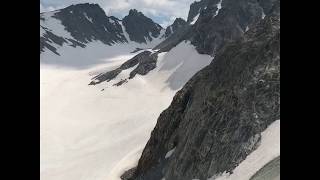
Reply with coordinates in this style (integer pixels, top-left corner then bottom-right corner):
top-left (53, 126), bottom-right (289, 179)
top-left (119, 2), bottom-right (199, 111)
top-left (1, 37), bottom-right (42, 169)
top-left (40, 0), bottom-right (195, 27)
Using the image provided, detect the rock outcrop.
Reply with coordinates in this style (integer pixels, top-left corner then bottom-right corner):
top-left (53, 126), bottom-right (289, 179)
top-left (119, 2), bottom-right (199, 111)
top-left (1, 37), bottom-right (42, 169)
top-left (122, 9), bottom-right (163, 43)
top-left (189, 0), bottom-right (274, 55)
top-left (187, 0), bottom-right (211, 23)
top-left (52, 3), bottom-right (127, 44)
top-left (40, 3), bottom-right (126, 54)
top-left (40, 4), bottom-right (164, 55)
top-left (127, 4), bottom-right (280, 180)
top-left (89, 51), bottom-right (158, 85)
top-left (164, 18), bottom-right (188, 38)
top-left (94, 0), bottom-right (279, 86)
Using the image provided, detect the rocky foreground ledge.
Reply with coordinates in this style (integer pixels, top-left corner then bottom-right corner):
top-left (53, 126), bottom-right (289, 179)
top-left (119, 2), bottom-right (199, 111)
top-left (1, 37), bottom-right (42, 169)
top-left (122, 3), bottom-right (280, 179)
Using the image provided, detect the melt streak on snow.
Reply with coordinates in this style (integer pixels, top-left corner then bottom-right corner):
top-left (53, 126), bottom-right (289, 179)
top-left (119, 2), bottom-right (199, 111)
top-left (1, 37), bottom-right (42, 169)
top-left (40, 20), bottom-right (212, 180)
top-left (208, 120), bottom-right (280, 180)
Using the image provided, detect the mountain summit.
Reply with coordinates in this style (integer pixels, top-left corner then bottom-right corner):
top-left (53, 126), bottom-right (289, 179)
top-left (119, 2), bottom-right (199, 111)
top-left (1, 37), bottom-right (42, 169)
top-left (40, 1), bottom-right (280, 180)
top-left (164, 18), bottom-right (187, 38)
top-left (40, 4), bottom-right (164, 55)
top-left (122, 9), bottom-right (163, 43)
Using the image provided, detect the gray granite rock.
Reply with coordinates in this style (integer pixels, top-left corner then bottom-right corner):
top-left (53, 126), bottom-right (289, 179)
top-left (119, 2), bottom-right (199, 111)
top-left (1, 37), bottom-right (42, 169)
top-left (164, 18), bottom-right (187, 38)
top-left (89, 51), bottom-right (158, 85)
top-left (113, 79), bottom-right (129, 86)
top-left (97, 0), bottom-right (280, 87)
top-left (40, 4), bottom-right (164, 55)
top-left (187, 0), bottom-right (212, 23)
top-left (40, 4), bottom-right (125, 54)
top-left (91, 20), bottom-right (190, 85)
top-left (189, 0), bottom-right (268, 56)
top-left (128, 7), bottom-right (280, 180)
top-left (122, 9), bottom-right (163, 43)
top-left (52, 3), bottom-right (127, 45)
top-left (128, 52), bottom-right (158, 79)
top-left (153, 24), bottom-right (192, 53)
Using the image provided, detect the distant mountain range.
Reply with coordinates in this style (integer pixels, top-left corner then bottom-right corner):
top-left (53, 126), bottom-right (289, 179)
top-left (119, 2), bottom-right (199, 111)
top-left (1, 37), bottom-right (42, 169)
top-left (40, 0), bottom-right (280, 179)
top-left (40, 3), bottom-right (169, 55)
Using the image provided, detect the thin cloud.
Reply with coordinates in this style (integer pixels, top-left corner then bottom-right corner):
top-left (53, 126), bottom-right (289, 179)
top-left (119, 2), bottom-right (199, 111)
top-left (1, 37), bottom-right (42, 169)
top-left (40, 3), bottom-right (56, 12)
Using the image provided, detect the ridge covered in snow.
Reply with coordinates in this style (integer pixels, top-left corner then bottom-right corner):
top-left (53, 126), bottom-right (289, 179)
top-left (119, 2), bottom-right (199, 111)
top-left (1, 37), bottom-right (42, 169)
top-left (40, 1), bottom-right (280, 180)
top-left (40, 4), bottom-right (165, 56)
top-left (210, 120), bottom-right (280, 180)
top-left (40, 38), bottom-right (212, 180)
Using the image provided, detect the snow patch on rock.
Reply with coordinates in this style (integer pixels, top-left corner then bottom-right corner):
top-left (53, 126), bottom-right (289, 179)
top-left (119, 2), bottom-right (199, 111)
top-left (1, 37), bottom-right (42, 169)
top-left (165, 148), bottom-right (176, 159)
top-left (214, 0), bottom-right (223, 17)
top-left (190, 13), bottom-right (200, 25)
top-left (209, 120), bottom-right (280, 180)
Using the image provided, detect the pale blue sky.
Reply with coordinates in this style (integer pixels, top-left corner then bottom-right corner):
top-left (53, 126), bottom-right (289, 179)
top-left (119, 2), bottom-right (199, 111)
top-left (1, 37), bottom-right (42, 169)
top-left (40, 0), bottom-right (195, 27)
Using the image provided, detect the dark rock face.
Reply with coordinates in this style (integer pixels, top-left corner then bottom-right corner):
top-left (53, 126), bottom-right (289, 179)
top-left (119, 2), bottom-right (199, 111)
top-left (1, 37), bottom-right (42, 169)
top-left (52, 3), bottom-right (127, 45)
top-left (164, 18), bottom-right (187, 38)
top-left (40, 3), bottom-right (126, 54)
top-left (89, 69), bottom-right (122, 85)
top-left (153, 24), bottom-right (192, 52)
top-left (92, 21), bottom-right (191, 85)
top-left (128, 52), bottom-right (158, 79)
top-left (122, 9), bottom-right (163, 43)
top-left (162, 0), bottom-right (279, 57)
top-left (94, 0), bottom-right (279, 86)
top-left (189, 0), bottom-right (274, 56)
top-left (257, 0), bottom-right (279, 15)
top-left (89, 51), bottom-right (158, 85)
top-left (40, 4), bottom-right (164, 55)
top-left (129, 10), bottom-right (280, 180)
top-left (187, 0), bottom-right (211, 23)
top-left (90, 17), bottom-right (189, 85)
top-left (121, 167), bottom-right (137, 180)
top-left (113, 79), bottom-right (128, 86)
top-left (89, 16), bottom-right (191, 85)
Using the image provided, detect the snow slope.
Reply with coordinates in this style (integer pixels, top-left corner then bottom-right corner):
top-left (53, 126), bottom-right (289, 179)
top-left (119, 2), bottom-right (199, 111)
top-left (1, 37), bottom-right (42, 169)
top-left (41, 11), bottom-right (74, 40)
top-left (208, 120), bottom-right (280, 180)
top-left (40, 40), bottom-right (212, 180)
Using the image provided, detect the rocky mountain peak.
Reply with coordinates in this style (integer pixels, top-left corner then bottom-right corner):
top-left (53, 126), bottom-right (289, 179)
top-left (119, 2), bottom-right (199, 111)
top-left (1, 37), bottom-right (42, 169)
top-left (40, 4), bottom-right (166, 55)
top-left (64, 3), bottom-right (103, 12)
top-left (187, 0), bottom-right (210, 22)
top-left (188, 0), bottom-right (274, 56)
top-left (118, 0), bottom-right (280, 180)
top-left (164, 18), bottom-right (187, 38)
top-left (47, 3), bottom-right (126, 46)
top-left (128, 11), bottom-right (280, 180)
top-left (58, 3), bottom-right (107, 21)
top-left (122, 9), bottom-right (163, 43)
top-left (128, 9), bottom-right (144, 16)
top-left (173, 18), bottom-right (186, 24)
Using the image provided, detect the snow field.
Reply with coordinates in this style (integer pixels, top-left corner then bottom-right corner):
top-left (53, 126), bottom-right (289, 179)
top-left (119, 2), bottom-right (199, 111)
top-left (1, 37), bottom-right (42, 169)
top-left (41, 40), bottom-right (212, 180)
